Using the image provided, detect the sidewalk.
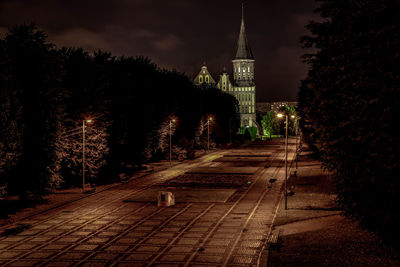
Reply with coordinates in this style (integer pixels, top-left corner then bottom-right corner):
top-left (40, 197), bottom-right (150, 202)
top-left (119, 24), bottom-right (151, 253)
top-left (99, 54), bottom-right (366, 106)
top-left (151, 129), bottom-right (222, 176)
top-left (267, 145), bottom-right (399, 266)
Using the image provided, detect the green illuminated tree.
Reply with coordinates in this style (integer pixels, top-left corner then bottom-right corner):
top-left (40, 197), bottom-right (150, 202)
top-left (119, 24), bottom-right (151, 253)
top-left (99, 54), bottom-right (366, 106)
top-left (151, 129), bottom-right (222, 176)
top-left (261, 111), bottom-right (279, 139)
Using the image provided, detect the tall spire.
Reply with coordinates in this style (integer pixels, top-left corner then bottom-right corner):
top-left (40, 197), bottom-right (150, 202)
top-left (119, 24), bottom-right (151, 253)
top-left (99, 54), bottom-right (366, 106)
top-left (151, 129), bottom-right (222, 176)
top-left (235, 2), bottom-right (254, 60)
top-left (242, 2), bottom-right (244, 21)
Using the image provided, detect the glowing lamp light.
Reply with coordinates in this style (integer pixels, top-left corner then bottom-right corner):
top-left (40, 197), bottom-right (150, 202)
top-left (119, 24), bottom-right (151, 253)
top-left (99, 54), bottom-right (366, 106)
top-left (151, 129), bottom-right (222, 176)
top-left (86, 119), bottom-right (92, 123)
top-left (291, 115), bottom-right (296, 119)
top-left (277, 113), bottom-right (284, 118)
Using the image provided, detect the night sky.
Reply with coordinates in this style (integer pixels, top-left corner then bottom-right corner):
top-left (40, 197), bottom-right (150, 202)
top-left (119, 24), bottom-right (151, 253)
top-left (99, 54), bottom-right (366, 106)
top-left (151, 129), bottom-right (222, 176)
top-left (0, 0), bottom-right (319, 102)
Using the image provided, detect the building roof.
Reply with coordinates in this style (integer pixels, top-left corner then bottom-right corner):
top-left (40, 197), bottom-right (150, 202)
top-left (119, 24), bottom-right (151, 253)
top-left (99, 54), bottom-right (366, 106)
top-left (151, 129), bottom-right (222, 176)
top-left (235, 5), bottom-right (254, 60)
top-left (193, 64), bottom-right (216, 86)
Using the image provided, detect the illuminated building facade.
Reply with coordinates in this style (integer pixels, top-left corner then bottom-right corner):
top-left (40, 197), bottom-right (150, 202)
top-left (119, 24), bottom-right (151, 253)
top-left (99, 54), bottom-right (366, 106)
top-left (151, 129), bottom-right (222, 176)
top-left (230, 6), bottom-right (256, 127)
top-left (193, 65), bottom-right (216, 88)
top-left (194, 5), bottom-right (256, 128)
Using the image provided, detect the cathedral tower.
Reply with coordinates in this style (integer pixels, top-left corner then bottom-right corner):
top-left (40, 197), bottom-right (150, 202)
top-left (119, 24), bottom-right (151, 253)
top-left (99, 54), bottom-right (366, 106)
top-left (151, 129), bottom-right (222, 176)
top-left (232, 4), bottom-right (256, 127)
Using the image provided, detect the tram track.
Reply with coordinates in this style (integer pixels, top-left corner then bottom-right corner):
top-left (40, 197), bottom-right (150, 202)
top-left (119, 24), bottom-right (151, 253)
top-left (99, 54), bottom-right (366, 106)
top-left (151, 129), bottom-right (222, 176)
top-left (0, 141), bottom-right (296, 266)
top-left (105, 144), bottom-right (288, 267)
top-left (0, 151), bottom-right (226, 265)
top-left (182, 147), bottom-right (288, 266)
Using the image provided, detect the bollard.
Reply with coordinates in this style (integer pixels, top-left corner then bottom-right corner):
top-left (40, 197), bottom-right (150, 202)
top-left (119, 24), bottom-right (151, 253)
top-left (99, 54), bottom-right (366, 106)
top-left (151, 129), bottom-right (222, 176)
top-left (158, 191), bottom-right (175, 207)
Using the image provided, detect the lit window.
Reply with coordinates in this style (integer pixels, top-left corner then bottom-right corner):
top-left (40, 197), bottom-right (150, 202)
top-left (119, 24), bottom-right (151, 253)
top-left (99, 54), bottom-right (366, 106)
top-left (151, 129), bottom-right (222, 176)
top-left (248, 66), bottom-right (250, 72)
top-left (199, 76), bottom-right (203, 83)
top-left (205, 75), bottom-right (209, 83)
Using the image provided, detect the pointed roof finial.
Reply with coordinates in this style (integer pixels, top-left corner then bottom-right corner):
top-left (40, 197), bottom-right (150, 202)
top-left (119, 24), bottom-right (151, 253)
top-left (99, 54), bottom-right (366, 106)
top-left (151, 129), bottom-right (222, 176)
top-left (235, 2), bottom-right (254, 60)
top-left (242, 1), bottom-right (244, 21)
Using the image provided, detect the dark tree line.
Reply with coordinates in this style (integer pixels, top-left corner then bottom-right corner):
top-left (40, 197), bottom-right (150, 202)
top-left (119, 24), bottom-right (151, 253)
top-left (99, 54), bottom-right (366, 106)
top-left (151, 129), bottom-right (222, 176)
top-left (0, 24), bottom-right (240, 198)
top-left (299, 0), bottom-right (400, 246)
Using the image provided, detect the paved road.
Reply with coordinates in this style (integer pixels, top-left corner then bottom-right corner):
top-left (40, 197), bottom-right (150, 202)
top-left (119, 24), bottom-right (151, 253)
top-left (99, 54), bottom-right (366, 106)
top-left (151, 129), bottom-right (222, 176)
top-left (0, 139), bottom-right (296, 266)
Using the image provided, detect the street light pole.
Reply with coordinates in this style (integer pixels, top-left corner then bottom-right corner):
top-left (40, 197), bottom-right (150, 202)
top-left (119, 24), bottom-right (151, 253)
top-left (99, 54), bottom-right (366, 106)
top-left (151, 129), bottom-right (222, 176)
top-left (169, 119), bottom-right (176, 166)
top-left (229, 118), bottom-right (232, 144)
top-left (207, 120), bottom-right (210, 152)
top-left (277, 113), bottom-right (289, 210)
top-left (284, 114), bottom-right (288, 210)
top-left (295, 117), bottom-right (299, 172)
top-left (169, 120), bottom-right (172, 166)
top-left (82, 119), bottom-right (92, 191)
top-left (82, 120), bottom-right (85, 191)
top-left (207, 117), bottom-right (212, 152)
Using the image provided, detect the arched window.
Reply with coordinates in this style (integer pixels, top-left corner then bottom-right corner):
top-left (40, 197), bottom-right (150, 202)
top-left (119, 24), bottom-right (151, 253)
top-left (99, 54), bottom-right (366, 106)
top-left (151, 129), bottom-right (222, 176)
top-left (205, 75), bottom-right (209, 83)
top-left (199, 76), bottom-right (203, 83)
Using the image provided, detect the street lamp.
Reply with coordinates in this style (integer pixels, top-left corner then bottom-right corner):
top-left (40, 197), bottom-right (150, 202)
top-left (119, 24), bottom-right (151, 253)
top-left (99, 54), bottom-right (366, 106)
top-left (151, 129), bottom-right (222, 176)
top-left (207, 117), bottom-right (213, 152)
top-left (169, 119), bottom-right (176, 166)
top-left (292, 115), bottom-right (299, 177)
top-left (82, 119), bottom-right (92, 191)
top-left (294, 116), bottom-right (300, 175)
top-left (277, 113), bottom-right (288, 210)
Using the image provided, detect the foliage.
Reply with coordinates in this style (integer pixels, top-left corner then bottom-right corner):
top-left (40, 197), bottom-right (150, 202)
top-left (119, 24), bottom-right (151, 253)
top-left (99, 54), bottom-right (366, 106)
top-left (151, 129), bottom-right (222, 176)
top-left (247, 127), bottom-right (258, 141)
top-left (0, 24), bottom-right (65, 199)
top-left (144, 119), bottom-right (179, 161)
top-left (0, 24), bottom-right (240, 198)
top-left (194, 117), bottom-right (216, 150)
top-left (299, 0), bottom-right (400, 246)
top-left (261, 111), bottom-right (279, 138)
top-left (53, 116), bottom-right (110, 188)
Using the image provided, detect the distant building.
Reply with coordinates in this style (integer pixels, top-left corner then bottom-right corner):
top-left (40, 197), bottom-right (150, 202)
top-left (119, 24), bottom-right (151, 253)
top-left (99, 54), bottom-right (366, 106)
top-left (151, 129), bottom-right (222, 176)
top-left (216, 67), bottom-right (232, 92)
top-left (193, 5), bottom-right (256, 128)
top-left (256, 101), bottom-right (298, 115)
top-left (193, 65), bottom-right (216, 87)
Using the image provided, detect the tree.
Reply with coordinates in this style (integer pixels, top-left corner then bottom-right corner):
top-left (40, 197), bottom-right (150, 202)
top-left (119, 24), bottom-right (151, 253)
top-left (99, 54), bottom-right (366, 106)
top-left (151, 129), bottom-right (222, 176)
top-left (1, 24), bottom-right (65, 199)
top-left (0, 39), bottom-right (22, 188)
top-left (299, 0), bottom-right (400, 246)
top-left (261, 111), bottom-right (279, 138)
top-left (0, 24), bottom-right (242, 198)
top-left (53, 115), bottom-right (110, 188)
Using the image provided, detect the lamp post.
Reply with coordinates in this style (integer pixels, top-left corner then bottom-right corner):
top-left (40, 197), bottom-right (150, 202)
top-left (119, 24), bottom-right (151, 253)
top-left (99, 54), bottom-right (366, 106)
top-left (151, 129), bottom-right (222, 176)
top-left (229, 118), bottom-right (232, 144)
top-left (82, 119), bottom-right (92, 191)
top-left (207, 117), bottom-right (213, 152)
top-left (277, 113), bottom-right (289, 210)
top-left (169, 119), bottom-right (176, 166)
top-left (294, 116), bottom-right (299, 173)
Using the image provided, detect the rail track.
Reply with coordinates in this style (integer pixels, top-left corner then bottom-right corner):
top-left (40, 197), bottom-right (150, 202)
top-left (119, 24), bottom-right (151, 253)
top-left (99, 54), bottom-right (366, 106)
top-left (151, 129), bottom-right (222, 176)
top-left (0, 140), bottom-right (296, 266)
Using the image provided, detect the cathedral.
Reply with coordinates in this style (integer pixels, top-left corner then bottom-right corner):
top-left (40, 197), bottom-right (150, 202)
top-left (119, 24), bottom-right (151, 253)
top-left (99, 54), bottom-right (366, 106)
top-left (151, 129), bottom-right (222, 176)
top-left (194, 6), bottom-right (256, 128)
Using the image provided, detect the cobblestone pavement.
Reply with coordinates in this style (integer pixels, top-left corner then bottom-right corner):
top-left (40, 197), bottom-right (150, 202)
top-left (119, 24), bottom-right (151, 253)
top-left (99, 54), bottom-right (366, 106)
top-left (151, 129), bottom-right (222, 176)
top-left (0, 140), bottom-right (296, 266)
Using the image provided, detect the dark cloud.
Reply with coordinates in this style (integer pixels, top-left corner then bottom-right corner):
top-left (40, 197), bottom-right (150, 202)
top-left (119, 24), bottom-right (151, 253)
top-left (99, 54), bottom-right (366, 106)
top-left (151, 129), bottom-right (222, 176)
top-left (0, 0), bottom-right (319, 101)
